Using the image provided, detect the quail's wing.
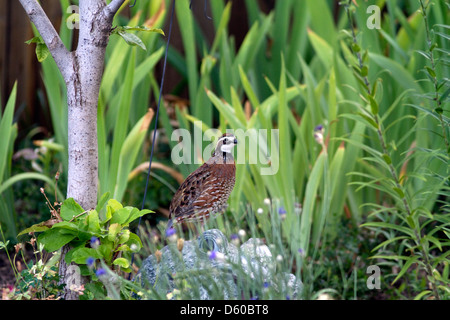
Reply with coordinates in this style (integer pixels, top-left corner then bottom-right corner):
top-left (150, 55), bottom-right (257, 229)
top-left (169, 162), bottom-right (212, 219)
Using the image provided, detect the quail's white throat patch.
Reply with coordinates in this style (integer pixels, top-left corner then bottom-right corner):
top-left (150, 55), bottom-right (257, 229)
top-left (218, 136), bottom-right (236, 153)
top-left (220, 143), bottom-right (234, 153)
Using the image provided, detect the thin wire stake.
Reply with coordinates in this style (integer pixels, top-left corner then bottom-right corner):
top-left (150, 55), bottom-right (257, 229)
top-left (189, 0), bottom-right (212, 20)
top-left (128, 0), bottom-right (176, 280)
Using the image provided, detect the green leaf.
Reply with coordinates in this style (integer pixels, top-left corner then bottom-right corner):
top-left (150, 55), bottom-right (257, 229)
top-left (425, 66), bottom-right (436, 78)
top-left (117, 30), bottom-right (146, 50)
top-left (424, 235), bottom-right (443, 251)
top-left (0, 241), bottom-right (10, 250)
top-left (360, 65), bottom-right (369, 77)
top-left (371, 236), bottom-right (409, 252)
top-left (36, 43), bottom-right (50, 62)
top-left (96, 192), bottom-right (110, 214)
top-left (392, 187), bottom-right (405, 199)
top-left (0, 82), bottom-right (17, 186)
top-left (70, 247), bottom-right (102, 264)
top-left (110, 207), bottom-right (131, 225)
top-left (125, 208), bottom-right (152, 225)
top-left (357, 112), bottom-right (379, 129)
top-left (414, 290), bottom-right (432, 300)
top-left (25, 36), bottom-right (43, 44)
top-left (87, 210), bottom-right (101, 234)
top-left (37, 228), bottom-right (77, 252)
top-left (116, 244), bottom-right (130, 252)
top-left (114, 110), bottom-right (152, 201)
top-left (351, 43), bottom-right (361, 53)
top-left (119, 25), bottom-right (164, 36)
top-left (108, 223), bottom-right (121, 241)
top-left (98, 241), bottom-right (114, 263)
top-left (382, 154), bottom-right (392, 165)
top-left (361, 221), bottom-right (415, 237)
top-left (52, 221), bottom-right (79, 232)
top-left (368, 95), bottom-right (379, 115)
top-left (106, 199), bottom-right (123, 219)
top-left (112, 257), bottom-right (130, 269)
top-left (118, 229), bottom-right (130, 244)
top-left (392, 256), bottom-right (419, 285)
top-left (125, 232), bottom-right (143, 252)
top-left (60, 198), bottom-right (85, 221)
top-left (17, 222), bottom-right (50, 237)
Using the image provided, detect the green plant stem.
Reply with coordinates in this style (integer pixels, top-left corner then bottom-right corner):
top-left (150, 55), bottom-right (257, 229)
top-left (418, 0), bottom-right (449, 156)
top-left (344, 0), bottom-right (441, 300)
top-left (0, 223), bottom-right (19, 280)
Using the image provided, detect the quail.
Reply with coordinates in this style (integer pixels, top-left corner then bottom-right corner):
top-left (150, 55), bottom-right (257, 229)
top-left (166, 133), bottom-right (238, 233)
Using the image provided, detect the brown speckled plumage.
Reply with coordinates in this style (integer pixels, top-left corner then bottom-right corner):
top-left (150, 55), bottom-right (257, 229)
top-left (167, 133), bottom-right (237, 232)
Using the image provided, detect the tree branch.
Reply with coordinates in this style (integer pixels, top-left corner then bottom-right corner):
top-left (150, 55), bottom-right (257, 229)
top-left (104, 0), bottom-right (126, 20)
top-left (18, 0), bottom-right (73, 81)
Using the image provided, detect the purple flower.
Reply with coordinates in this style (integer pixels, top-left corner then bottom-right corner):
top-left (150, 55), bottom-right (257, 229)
top-left (208, 250), bottom-right (225, 261)
top-left (86, 257), bottom-right (95, 267)
top-left (90, 236), bottom-right (100, 249)
top-left (263, 281), bottom-right (270, 288)
top-left (230, 234), bottom-right (239, 240)
top-left (314, 124), bottom-right (325, 145)
top-left (278, 207), bottom-right (287, 214)
top-left (166, 228), bottom-right (176, 238)
top-left (278, 207), bottom-right (287, 220)
top-left (286, 295), bottom-right (291, 300)
top-left (209, 250), bottom-right (217, 260)
top-left (96, 268), bottom-right (106, 277)
top-left (298, 248), bottom-right (305, 256)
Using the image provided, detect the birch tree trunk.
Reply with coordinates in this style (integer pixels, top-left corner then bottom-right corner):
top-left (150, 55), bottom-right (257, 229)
top-left (19, 0), bottom-right (125, 300)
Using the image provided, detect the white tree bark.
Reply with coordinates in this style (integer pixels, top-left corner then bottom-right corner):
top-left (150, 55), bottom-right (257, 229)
top-left (19, 0), bottom-right (125, 300)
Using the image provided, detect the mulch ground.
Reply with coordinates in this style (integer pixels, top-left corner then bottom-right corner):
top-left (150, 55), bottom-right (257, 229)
top-left (0, 248), bottom-right (32, 288)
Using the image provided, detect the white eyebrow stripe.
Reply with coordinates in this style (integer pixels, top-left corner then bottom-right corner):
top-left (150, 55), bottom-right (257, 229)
top-left (217, 135), bottom-right (235, 143)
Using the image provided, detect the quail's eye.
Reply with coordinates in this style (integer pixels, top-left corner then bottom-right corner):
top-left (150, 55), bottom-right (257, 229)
top-left (223, 139), bottom-right (228, 144)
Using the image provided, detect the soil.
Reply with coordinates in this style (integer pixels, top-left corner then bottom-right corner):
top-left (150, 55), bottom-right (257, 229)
top-left (0, 251), bottom-right (17, 288)
top-left (0, 248), bottom-right (32, 289)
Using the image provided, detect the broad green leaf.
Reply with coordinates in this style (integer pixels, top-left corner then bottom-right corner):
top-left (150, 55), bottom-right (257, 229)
top-left (36, 43), bottom-right (50, 62)
top-left (38, 228), bottom-right (77, 252)
top-left (70, 247), bottom-right (102, 264)
top-left (52, 221), bottom-right (79, 232)
top-left (110, 208), bottom-right (131, 225)
top-left (113, 257), bottom-right (130, 269)
top-left (60, 198), bottom-right (85, 221)
top-left (87, 210), bottom-right (101, 234)
top-left (17, 222), bottom-right (50, 237)
top-left (108, 223), bottom-right (121, 241)
top-left (106, 199), bottom-right (123, 221)
top-left (126, 232), bottom-right (143, 251)
top-left (125, 208), bottom-right (152, 225)
top-left (117, 30), bottom-right (146, 50)
top-left (118, 229), bottom-right (130, 244)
